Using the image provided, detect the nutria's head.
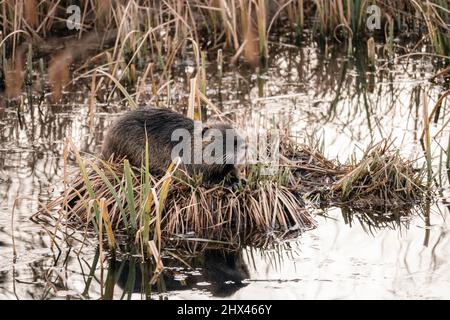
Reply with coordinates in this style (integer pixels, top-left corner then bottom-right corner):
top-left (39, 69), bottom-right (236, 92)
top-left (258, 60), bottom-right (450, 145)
top-left (201, 122), bottom-right (247, 167)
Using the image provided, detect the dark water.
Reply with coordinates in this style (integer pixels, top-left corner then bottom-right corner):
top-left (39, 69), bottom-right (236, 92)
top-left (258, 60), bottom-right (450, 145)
top-left (0, 42), bottom-right (449, 299)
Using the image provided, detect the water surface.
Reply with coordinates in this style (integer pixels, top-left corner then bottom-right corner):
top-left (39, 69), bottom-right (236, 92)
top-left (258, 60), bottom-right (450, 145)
top-left (0, 41), bottom-right (449, 299)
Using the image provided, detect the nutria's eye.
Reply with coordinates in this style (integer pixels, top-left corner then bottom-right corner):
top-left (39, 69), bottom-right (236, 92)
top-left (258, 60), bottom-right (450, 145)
top-left (234, 135), bottom-right (245, 148)
top-left (202, 125), bottom-right (211, 137)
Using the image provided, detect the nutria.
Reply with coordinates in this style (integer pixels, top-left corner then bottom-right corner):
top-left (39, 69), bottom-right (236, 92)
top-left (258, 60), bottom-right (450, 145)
top-left (101, 107), bottom-right (245, 185)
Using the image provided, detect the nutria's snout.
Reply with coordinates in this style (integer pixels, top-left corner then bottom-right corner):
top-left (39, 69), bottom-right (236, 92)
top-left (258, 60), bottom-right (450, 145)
top-left (101, 107), bottom-right (245, 186)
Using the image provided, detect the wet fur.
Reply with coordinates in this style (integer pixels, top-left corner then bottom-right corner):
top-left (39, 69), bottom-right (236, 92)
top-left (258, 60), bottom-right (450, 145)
top-left (102, 107), bottom-right (241, 185)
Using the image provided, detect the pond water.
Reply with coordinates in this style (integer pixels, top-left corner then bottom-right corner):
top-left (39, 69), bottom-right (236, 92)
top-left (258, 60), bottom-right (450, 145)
top-left (0, 41), bottom-right (449, 299)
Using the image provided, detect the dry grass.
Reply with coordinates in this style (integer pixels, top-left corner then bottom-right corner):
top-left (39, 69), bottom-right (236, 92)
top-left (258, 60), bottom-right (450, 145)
top-left (330, 143), bottom-right (425, 209)
top-left (4, 44), bottom-right (25, 99)
top-left (1, 0), bottom-right (449, 102)
top-left (283, 139), bottom-right (426, 209)
top-left (32, 136), bottom-right (427, 259)
top-left (36, 153), bottom-right (315, 241)
top-left (48, 50), bottom-right (72, 103)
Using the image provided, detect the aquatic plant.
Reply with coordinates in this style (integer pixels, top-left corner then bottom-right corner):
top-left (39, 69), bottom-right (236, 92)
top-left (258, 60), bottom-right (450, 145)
top-left (35, 140), bottom-right (315, 252)
top-left (1, 0), bottom-right (449, 102)
top-left (330, 141), bottom-right (426, 210)
top-left (4, 44), bottom-right (25, 100)
top-left (33, 135), bottom-right (427, 260)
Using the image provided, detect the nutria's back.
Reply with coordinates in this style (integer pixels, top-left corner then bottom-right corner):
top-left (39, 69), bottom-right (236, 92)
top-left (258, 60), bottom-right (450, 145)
top-left (102, 107), bottom-right (243, 185)
top-left (102, 108), bottom-right (193, 171)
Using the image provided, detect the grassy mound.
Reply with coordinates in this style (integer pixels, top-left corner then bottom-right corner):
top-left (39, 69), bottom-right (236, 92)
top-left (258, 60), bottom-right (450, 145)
top-left (33, 138), bottom-right (427, 258)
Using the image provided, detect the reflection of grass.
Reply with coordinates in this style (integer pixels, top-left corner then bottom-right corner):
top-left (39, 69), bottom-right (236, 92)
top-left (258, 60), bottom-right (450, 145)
top-left (46, 237), bottom-right (309, 300)
top-left (342, 207), bottom-right (401, 233)
top-left (55, 246), bottom-right (272, 299)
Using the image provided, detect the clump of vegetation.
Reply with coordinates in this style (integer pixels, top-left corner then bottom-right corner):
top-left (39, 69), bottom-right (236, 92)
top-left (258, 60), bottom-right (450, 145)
top-left (33, 136), bottom-right (428, 260)
top-left (330, 142), bottom-right (426, 210)
top-left (281, 139), bottom-right (426, 207)
top-left (35, 140), bottom-right (316, 255)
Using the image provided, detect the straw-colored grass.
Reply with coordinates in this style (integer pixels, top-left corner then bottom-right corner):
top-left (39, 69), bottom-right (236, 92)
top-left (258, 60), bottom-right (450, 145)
top-left (330, 142), bottom-right (426, 210)
top-left (33, 136), bottom-right (427, 259)
top-left (37, 149), bottom-right (315, 243)
top-left (4, 44), bottom-right (25, 99)
top-left (1, 1), bottom-right (449, 102)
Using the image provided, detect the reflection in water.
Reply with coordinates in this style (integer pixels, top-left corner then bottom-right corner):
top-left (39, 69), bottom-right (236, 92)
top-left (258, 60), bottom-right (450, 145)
top-left (340, 205), bottom-right (418, 234)
top-left (3, 247), bottom-right (252, 300)
top-left (110, 250), bottom-right (250, 299)
top-left (0, 41), bottom-right (449, 299)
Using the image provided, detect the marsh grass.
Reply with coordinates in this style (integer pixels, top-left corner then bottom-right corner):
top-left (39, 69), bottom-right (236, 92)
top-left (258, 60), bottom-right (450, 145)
top-left (1, 1), bottom-right (449, 103)
top-left (37, 145), bottom-right (315, 251)
top-left (48, 50), bottom-right (72, 103)
top-left (4, 44), bottom-right (25, 100)
top-left (330, 142), bottom-right (426, 210)
top-left (33, 135), bottom-right (428, 260)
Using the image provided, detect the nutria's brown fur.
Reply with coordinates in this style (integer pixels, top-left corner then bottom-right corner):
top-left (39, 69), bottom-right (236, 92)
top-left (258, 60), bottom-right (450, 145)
top-left (102, 107), bottom-right (244, 185)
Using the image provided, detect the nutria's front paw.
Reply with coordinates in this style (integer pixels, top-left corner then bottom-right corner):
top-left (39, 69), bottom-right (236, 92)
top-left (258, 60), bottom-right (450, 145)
top-left (223, 178), bottom-right (247, 190)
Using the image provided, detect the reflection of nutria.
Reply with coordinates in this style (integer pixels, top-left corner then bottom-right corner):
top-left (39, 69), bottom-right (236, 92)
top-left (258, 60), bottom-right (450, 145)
top-left (113, 249), bottom-right (250, 298)
top-left (102, 107), bottom-right (245, 185)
